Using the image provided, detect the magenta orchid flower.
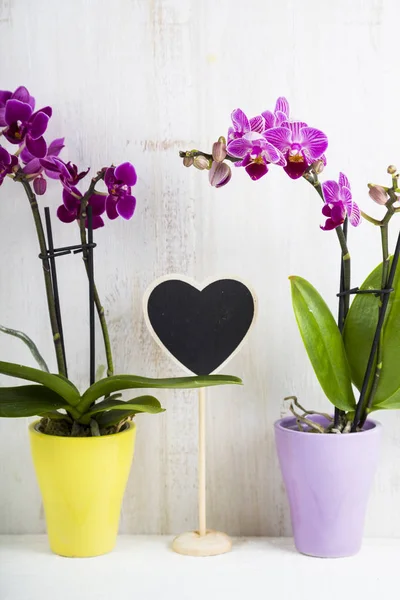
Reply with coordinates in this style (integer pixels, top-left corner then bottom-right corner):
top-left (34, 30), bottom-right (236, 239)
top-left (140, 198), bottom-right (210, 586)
top-left (57, 186), bottom-right (106, 229)
top-left (264, 121), bottom-right (328, 179)
top-left (320, 173), bottom-right (361, 230)
top-left (261, 97), bottom-right (290, 130)
top-left (39, 156), bottom-right (90, 189)
top-left (0, 86), bottom-right (52, 158)
top-left (227, 108), bottom-right (285, 180)
top-left (22, 138), bottom-right (65, 176)
top-left (0, 145), bottom-right (18, 186)
top-left (104, 162), bottom-right (137, 220)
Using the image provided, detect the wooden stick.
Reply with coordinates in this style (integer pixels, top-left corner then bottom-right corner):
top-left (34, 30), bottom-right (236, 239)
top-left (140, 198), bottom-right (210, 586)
top-left (198, 387), bottom-right (206, 536)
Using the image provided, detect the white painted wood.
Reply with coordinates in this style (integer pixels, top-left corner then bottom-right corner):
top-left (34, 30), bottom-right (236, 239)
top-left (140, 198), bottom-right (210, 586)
top-left (1, 535), bottom-right (400, 600)
top-left (1, 0), bottom-right (400, 537)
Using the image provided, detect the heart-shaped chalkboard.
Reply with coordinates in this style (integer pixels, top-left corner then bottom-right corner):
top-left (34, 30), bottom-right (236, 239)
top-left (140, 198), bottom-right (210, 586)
top-left (143, 277), bottom-right (256, 375)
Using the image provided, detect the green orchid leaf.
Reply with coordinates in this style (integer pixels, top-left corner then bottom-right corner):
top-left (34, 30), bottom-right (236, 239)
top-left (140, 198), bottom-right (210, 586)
top-left (0, 385), bottom-right (69, 417)
top-left (0, 361), bottom-right (80, 406)
top-left (79, 396), bottom-right (164, 424)
top-left (78, 373), bottom-right (242, 414)
top-left (290, 276), bottom-right (356, 411)
top-left (95, 409), bottom-right (139, 429)
top-left (344, 258), bottom-right (400, 409)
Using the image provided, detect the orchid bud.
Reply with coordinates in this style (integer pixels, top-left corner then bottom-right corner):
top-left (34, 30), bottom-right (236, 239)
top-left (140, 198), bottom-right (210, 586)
top-left (33, 175), bottom-right (47, 196)
top-left (209, 161), bottom-right (232, 188)
top-left (387, 165), bottom-right (397, 175)
top-left (183, 156), bottom-right (194, 167)
top-left (193, 155), bottom-right (211, 170)
top-left (212, 137), bottom-right (227, 162)
top-left (368, 185), bottom-right (388, 205)
top-left (311, 159), bottom-right (324, 175)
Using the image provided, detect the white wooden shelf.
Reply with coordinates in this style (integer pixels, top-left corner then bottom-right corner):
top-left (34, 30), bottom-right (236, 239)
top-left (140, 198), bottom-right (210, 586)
top-left (1, 535), bottom-right (399, 599)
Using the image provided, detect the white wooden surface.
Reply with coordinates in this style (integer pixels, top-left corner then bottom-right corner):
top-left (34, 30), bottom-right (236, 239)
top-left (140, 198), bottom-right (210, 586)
top-left (1, 0), bottom-right (400, 536)
top-left (1, 535), bottom-right (400, 600)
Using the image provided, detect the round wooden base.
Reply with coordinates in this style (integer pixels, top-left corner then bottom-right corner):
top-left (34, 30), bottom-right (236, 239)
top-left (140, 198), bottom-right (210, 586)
top-left (172, 530), bottom-right (232, 557)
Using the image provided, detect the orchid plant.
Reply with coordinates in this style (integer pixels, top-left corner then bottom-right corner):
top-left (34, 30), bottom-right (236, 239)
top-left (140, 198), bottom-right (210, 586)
top-left (0, 85), bottom-right (240, 437)
top-left (180, 97), bottom-right (400, 433)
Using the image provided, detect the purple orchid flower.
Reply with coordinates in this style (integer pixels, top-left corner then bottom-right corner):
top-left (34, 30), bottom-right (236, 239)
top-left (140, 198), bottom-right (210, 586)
top-left (227, 108), bottom-right (285, 180)
top-left (104, 162), bottom-right (137, 220)
top-left (0, 86), bottom-right (52, 158)
top-left (57, 186), bottom-right (106, 229)
top-left (261, 97), bottom-right (290, 130)
top-left (0, 145), bottom-right (18, 186)
top-left (22, 138), bottom-right (65, 176)
top-left (0, 86), bottom-right (35, 126)
top-left (321, 173), bottom-right (361, 230)
top-left (264, 121), bottom-right (328, 179)
top-left (39, 156), bottom-right (90, 188)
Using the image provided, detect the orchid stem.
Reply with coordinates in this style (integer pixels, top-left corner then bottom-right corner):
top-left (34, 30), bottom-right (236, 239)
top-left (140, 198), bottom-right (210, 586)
top-left (78, 171), bottom-right (114, 378)
top-left (305, 175), bottom-right (350, 428)
top-left (18, 176), bottom-right (67, 376)
top-left (179, 149), bottom-right (241, 163)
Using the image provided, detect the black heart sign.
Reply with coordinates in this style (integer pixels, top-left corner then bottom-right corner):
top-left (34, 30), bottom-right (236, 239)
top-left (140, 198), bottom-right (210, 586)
top-left (143, 276), bottom-right (256, 375)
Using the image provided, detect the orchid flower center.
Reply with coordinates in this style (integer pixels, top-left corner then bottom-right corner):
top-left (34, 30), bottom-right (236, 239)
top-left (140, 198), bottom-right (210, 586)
top-left (288, 146), bottom-right (304, 163)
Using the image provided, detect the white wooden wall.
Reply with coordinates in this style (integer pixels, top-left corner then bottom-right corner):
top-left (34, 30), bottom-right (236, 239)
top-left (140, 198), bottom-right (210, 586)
top-left (1, 0), bottom-right (400, 536)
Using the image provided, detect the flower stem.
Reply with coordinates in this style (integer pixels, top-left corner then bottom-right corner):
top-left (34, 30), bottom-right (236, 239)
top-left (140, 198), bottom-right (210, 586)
top-left (179, 149), bottom-right (241, 163)
top-left (78, 171), bottom-right (114, 378)
top-left (304, 174), bottom-right (351, 428)
top-left (19, 177), bottom-right (67, 376)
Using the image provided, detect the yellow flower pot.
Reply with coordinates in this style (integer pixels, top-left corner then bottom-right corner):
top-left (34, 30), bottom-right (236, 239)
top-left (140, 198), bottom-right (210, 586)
top-left (29, 420), bottom-right (136, 557)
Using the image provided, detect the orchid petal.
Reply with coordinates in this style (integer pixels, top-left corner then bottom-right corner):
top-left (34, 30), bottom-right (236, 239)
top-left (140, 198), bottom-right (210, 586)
top-left (274, 110), bottom-right (288, 127)
top-left (0, 146), bottom-right (11, 164)
top-left (300, 127), bottom-right (328, 160)
top-left (331, 203), bottom-right (345, 223)
top-left (5, 99), bottom-right (32, 124)
top-left (231, 108), bottom-right (250, 134)
top-left (106, 195), bottom-right (119, 219)
top-left (264, 126), bottom-right (292, 152)
top-left (275, 97), bottom-right (289, 117)
top-left (26, 135), bottom-right (47, 158)
top-left (104, 167), bottom-right (115, 187)
top-left (86, 215), bottom-right (104, 229)
top-left (263, 141), bottom-right (284, 164)
top-left (63, 187), bottom-right (80, 212)
top-left (348, 202), bottom-right (361, 227)
top-left (245, 161), bottom-right (268, 181)
top-left (286, 121), bottom-right (308, 142)
top-left (283, 160), bottom-right (308, 179)
top-left (48, 137), bottom-right (65, 157)
top-left (339, 172), bottom-right (351, 190)
top-left (116, 194), bottom-right (136, 220)
top-left (261, 110), bottom-right (275, 130)
top-left (12, 86), bottom-right (31, 104)
top-left (114, 162), bottom-right (137, 186)
top-left (57, 204), bottom-right (77, 223)
top-left (227, 137), bottom-right (252, 158)
top-left (249, 115), bottom-right (265, 133)
top-left (322, 204), bottom-right (332, 217)
top-left (320, 218), bottom-right (337, 231)
top-left (0, 90), bottom-right (12, 105)
top-left (341, 186), bottom-right (352, 206)
top-left (22, 158), bottom-right (41, 174)
top-left (89, 192), bottom-right (106, 216)
top-left (321, 180), bottom-right (340, 204)
top-left (29, 111), bottom-right (50, 139)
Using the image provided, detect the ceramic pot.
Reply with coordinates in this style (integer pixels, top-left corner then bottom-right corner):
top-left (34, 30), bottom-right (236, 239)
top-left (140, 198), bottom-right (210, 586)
top-left (29, 420), bottom-right (136, 557)
top-left (274, 415), bottom-right (381, 557)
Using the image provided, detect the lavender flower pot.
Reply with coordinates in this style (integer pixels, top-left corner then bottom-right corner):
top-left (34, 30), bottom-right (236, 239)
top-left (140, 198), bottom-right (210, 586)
top-left (274, 415), bottom-right (382, 558)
